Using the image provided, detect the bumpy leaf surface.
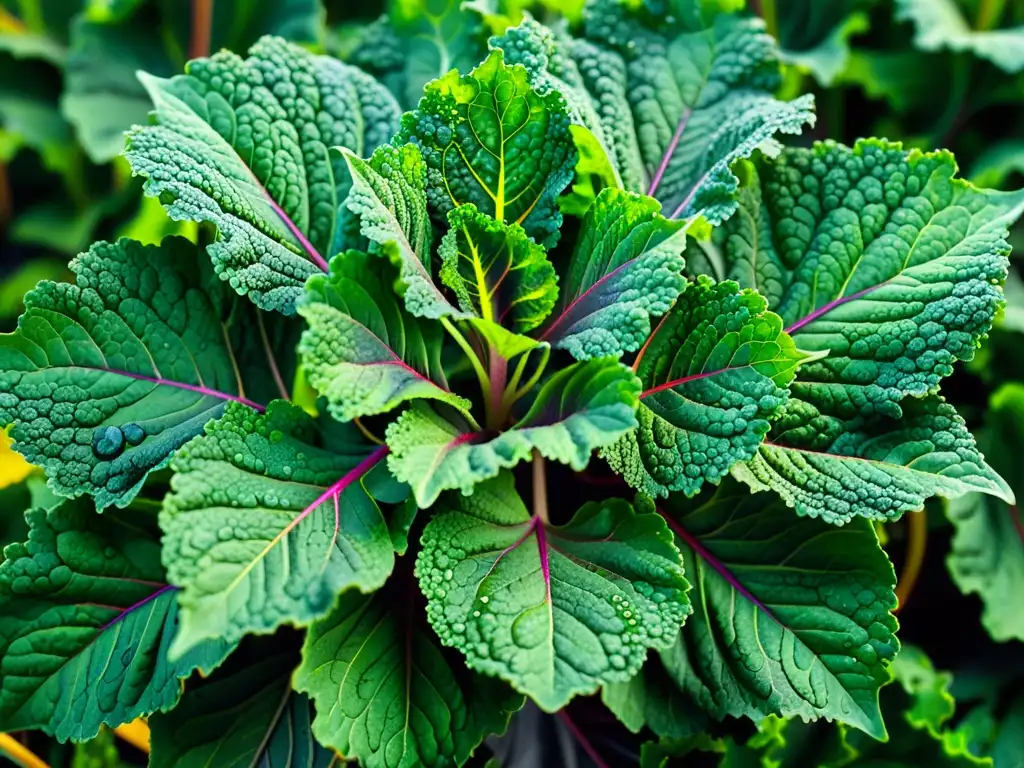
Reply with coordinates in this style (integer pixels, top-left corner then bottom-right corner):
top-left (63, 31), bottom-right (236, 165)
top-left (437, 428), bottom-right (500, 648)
top-left (299, 250), bottom-right (469, 422)
top-left (343, 143), bottom-right (467, 320)
top-left (579, 0), bottom-right (815, 223)
top-left (625, 480), bottom-right (899, 739)
top-left (604, 277), bottom-right (811, 498)
top-left (386, 358), bottom-right (640, 506)
top-left (161, 401), bottom-right (394, 656)
top-left (397, 48), bottom-right (577, 247)
top-left (126, 36), bottom-right (401, 313)
top-left (416, 473), bottom-right (690, 711)
top-left (0, 501), bottom-right (229, 741)
top-left (539, 188), bottom-right (688, 359)
top-left (439, 204), bottom-right (558, 334)
top-left (735, 396), bottom-right (1012, 525)
top-left (295, 571), bottom-right (522, 768)
top-left (149, 644), bottom-right (333, 768)
top-left (0, 237), bottom-right (281, 509)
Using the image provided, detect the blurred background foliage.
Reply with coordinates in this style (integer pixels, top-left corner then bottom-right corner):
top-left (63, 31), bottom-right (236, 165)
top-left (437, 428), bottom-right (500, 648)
top-left (2, 0), bottom-right (1024, 765)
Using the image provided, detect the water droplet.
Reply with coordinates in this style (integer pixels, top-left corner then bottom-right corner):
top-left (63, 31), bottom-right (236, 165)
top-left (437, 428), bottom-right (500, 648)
top-left (480, 595), bottom-right (489, 604)
top-left (122, 423), bottom-right (145, 446)
top-left (92, 426), bottom-right (125, 459)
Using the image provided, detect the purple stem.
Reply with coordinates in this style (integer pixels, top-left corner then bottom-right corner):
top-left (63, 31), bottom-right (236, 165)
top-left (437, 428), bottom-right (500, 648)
top-left (658, 508), bottom-right (776, 619)
top-left (533, 517), bottom-right (552, 604)
top-left (648, 108), bottom-right (693, 198)
top-left (99, 584), bottom-right (177, 632)
top-left (265, 196), bottom-right (329, 273)
top-left (556, 710), bottom-right (611, 768)
top-left (539, 260), bottom-right (633, 342)
top-left (97, 368), bottom-right (266, 412)
top-left (784, 283), bottom-right (882, 335)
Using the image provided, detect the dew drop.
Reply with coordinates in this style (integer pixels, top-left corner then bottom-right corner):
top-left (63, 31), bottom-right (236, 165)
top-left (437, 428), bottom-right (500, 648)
top-left (480, 595), bottom-right (489, 604)
top-left (122, 423), bottom-right (145, 446)
top-left (92, 426), bottom-right (126, 459)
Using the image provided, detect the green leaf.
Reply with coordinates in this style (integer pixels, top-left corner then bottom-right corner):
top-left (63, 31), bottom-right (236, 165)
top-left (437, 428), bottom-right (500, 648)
top-left (386, 357), bottom-right (641, 507)
top-left (602, 655), bottom-right (710, 740)
top-left (397, 48), bottom-right (577, 248)
top-left (416, 472), bottom-right (690, 711)
top-left (160, 400), bottom-right (394, 657)
top-left (439, 204), bottom-right (559, 334)
top-left (298, 250), bottom-right (470, 422)
top-left (539, 188), bottom-right (688, 360)
top-left (603, 276), bottom-right (814, 499)
top-left (0, 236), bottom-right (291, 509)
top-left (629, 479), bottom-right (899, 739)
top-left (294, 566), bottom-right (523, 768)
top-left (149, 640), bottom-right (334, 768)
top-left (125, 36), bottom-right (401, 314)
top-left (0, 500), bottom-right (231, 741)
top-left (775, 0), bottom-right (871, 85)
top-left (579, 0), bottom-right (816, 223)
top-left (720, 140), bottom-right (1024, 417)
top-left (896, 0), bottom-right (1024, 73)
top-left (734, 395), bottom-right (1013, 524)
top-left (63, 0), bottom-right (323, 162)
top-left (894, 645), bottom-right (957, 735)
top-left (342, 143), bottom-right (467, 320)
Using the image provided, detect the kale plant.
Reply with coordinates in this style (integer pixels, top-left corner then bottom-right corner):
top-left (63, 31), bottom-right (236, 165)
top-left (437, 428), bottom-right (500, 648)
top-left (1, 1), bottom-right (1021, 766)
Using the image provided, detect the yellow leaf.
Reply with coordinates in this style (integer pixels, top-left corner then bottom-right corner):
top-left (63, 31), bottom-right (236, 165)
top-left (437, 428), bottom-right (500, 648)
top-left (0, 427), bottom-right (34, 489)
top-left (114, 719), bottom-right (151, 754)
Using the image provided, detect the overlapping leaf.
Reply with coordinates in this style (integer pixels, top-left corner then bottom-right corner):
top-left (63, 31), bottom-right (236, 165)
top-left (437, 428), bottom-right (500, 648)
top-left (606, 480), bottom-right (899, 739)
top-left (161, 400), bottom-right (395, 657)
top-left (897, 0), bottom-right (1024, 74)
top-left (0, 500), bottom-right (230, 742)
top-left (299, 250), bottom-right (469, 422)
top-left (386, 357), bottom-right (640, 507)
top-left (539, 188), bottom-right (688, 359)
top-left (126, 36), bottom-right (401, 313)
top-left (0, 236), bottom-right (292, 509)
top-left (604, 276), bottom-right (813, 498)
top-left (417, 473), bottom-right (690, 711)
top-left (295, 569), bottom-right (523, 768)
top-left (397, 48), bottom-right (577, 248)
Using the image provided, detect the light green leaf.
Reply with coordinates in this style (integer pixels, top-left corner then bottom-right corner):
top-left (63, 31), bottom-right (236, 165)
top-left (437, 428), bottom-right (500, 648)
top-left (896, 0), bottom-right (1024, 73)
top-left (775, 0), bottom-right (871, 85)
top-left (539, 188), bottom-right (688, 360)
top-left (342, 143), bottom-right (466, 320)
top-left (971, 140), bottom-right (1024, 189)
top-left (439, 204), bottom-right (559, 333)
top-left (161, 400), bottom-right (394, 657)
top-left (298, 250), bottom-right (470, 422)
top-left (894, 645), bottom-right (957, 735)
top-left (635, 479), bottom-right (899, 739)
top-left (416, 472), bottom-right (690, 711)
top-left (397, 48), bottom-right (577, 248)
top-left (125, 36), bottom-right (401, 314)
top-left (579, 0), bottom-right (816, 223)
top-left (294, 569), bottom-right (523, 768)
top-left (0, 236), bottom-right (292, 509)
top-left (735, 396), bottom-right (1012, 524)
top-left (386, 357), bottom-right (641, 507)
top-left (721, 140), bottom-right (1024, 418)
top-left (63, 0), bottom-right (323, 162)
top-left (604, 277), bottom-right (814, 498)
top-left (149, 641), bottom-right (334, 768)
top-left (0, 500), bottom-right (231, 742)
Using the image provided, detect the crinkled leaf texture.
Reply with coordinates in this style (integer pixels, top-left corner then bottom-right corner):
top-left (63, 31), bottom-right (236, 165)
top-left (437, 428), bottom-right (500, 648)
top-left (397, 48), bottom-right (577, 248)
top-left (0, 236), bottom-right (287, 510)
top-left (439, 204), bottom-right (559, 334)
top-left (386, 357), bottom-right (641, 507)
top-left (539, 188), bottom-right (689, 360)
top-left (294, 567), bottom-right (523, 768)
top-left (896, 0), bottom-right (1024, 74)
top-left (416, 472), bottom-right (690, 711)
top-left (0, 500), bottom-right (231, 742)
top-left (161, 400), bottom-right (394, 657)
top-left (717, 139), bottom-right (1023, 521)
top-left (604, 480), bottom-right (899, 740)
top-left (149, 641), bottom-right (333, 768)
top-left (342, 143), bottom-right (467, 320)
top-left (299, 250), bottom-right (469, 422)
top-left (126, 36), bottom-right (401, 314)
top-left (550, 0), bottom-right (816, 223)
top-left (603, 276), bottom-right (813, 499)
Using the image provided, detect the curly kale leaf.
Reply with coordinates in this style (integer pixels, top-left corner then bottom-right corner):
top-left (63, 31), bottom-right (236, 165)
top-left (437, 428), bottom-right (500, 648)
top-left (126, 36), bottom-right (401, 314)
top-left (0, 236), bottom-right (296, 509)
top-left (417, 472), bottom-right (690, 711)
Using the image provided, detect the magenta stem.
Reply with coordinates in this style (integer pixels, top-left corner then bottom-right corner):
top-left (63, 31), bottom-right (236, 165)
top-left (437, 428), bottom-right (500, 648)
top-left (648, 107), bottom-right (693, 198)
top-left (98, 368), bottom-right (266, 412)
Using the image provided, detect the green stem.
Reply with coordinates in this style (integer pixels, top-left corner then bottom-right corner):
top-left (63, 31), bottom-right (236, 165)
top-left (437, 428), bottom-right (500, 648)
top-left (506, 345), bottom-right (550, 406)
top-left (976, 0), bottom-right (1006, 31)
top-left (441, 317), bottom-right (490, 396)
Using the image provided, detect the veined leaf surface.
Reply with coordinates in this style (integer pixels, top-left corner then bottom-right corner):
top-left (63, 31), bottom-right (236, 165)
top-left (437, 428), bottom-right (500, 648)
top-left (416, 473), bottom-right (690, 711)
